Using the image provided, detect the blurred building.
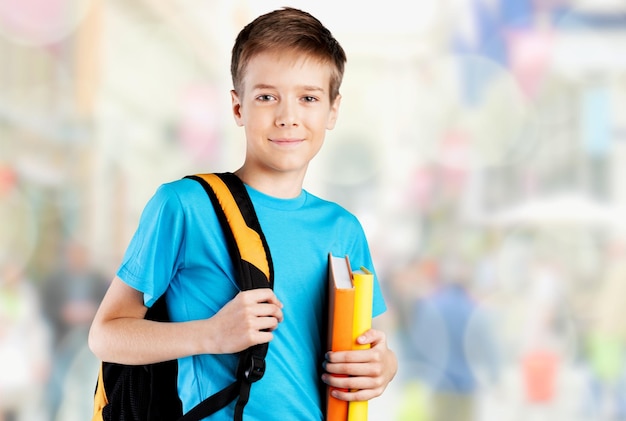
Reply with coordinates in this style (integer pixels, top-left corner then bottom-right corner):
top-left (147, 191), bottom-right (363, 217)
top-left (3, 1), bottom-right (626, 420)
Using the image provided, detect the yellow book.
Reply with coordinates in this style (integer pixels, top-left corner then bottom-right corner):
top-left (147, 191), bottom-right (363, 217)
top-left (348, 267), bottom-right (373, 421)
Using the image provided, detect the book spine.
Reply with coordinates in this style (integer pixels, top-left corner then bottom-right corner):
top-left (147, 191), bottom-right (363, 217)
top-left (326, 254), bottom-right (355, 421)
top-left (347, 269), bottom-right (373, 421)
top-left (327, 287), bottom-right (354, 421)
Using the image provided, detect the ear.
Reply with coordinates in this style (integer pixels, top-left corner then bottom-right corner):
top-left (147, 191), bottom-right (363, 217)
top-left (231, 90), bottom-right (244, 127)
top-left (326, 94), bottom-right (341, 130)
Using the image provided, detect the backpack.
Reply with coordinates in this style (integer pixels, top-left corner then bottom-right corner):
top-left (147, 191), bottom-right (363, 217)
top-left (92, 172), bottom-right (274, 421)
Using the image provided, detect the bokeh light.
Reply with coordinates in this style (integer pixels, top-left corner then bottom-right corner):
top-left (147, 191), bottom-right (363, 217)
top-left (0, 0), bottom-right (92, 46)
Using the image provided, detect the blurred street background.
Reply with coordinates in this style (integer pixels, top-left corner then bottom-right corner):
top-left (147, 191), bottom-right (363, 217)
top-left (2, 1), bottom-right (626, 420)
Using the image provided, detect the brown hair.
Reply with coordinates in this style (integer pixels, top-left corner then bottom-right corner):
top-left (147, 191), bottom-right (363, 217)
top-left (231, 7), bottom-right (346, 101)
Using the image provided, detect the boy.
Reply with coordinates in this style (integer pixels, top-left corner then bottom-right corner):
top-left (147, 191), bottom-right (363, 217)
top-left (89, 7), bottom-right (397, 420)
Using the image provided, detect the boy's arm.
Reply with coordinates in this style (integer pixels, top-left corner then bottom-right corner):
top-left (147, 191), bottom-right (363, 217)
top-left (88, 276), bottom-right (283, 365)
top-left (321, 327), bottom-right (397, 402)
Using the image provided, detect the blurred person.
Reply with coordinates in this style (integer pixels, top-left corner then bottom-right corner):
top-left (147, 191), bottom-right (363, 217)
top-left (390, 257), bottom-right (438, 421)
top-left (0, 260), bottom-right (52, 421)
top-left (88, 7), bottom-right (397, 420)
top-left (408, 253), bottom-right (500, 421)
top-left (42, 241), bottom-right (108, 346)
top-left (519, 253), bottom-right (568, 410)
top-left (388, 257), bottom-right (438, 375)
top-left (41, 241), bottom-right (107, 420)
top-left (521, 254), bottom-right (567, 350)
top-left (581, 238), bottom-right (626, 420)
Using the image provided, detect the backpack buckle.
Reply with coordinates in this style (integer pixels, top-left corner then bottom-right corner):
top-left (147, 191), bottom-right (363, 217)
top-left (244, 355), bottom-right (265, 383)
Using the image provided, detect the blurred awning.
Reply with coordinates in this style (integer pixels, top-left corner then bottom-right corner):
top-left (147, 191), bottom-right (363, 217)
top-left (485, 192), bottom-right (624, 227)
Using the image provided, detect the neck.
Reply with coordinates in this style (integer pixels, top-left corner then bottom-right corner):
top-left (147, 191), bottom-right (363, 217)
top-left (234, 167), bottom-right (305, 199)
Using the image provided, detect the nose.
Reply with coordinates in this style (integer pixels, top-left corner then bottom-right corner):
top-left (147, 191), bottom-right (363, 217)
top-left (275, 99), bottom-right (298, 127)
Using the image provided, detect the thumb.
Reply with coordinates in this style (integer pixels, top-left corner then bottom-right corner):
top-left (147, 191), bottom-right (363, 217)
top-left (356, 328), bottom-right (385, 346)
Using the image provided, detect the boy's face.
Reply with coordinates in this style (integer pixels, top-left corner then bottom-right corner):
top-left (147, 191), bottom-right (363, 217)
top-left (231, 51), bottom-right (341, 178)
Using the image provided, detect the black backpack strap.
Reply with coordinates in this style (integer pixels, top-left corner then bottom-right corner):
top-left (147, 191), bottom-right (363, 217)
top-left (180, 172), bottom-right (273, 421)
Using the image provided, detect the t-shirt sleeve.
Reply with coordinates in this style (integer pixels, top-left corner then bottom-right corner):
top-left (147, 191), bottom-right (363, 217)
top-left (117, 184), bottom-right (186, 307)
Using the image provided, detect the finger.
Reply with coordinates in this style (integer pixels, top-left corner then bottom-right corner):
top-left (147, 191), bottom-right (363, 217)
top-left (255, 314), bottom-right (281, 332)
top-left (325, 348), bottom-right (375, 364)
top-left (242, 288), bottom-right (283, 308)
top-left (323, 372), bottom-right (381, 392)
top-left (355, 328), bottom-right (385, 346)
top-left (258, 302), bottom-right (284, 322)
top-left (254, 300), bottom-right (282, 312)
top-left (250, 329), bottom-right (275, 345)
top-left (323, 358), bottom-right (382, 378)
top-left (327, 385), bottom-right (379, 402)
top-left (323, 373), bottom-right (385, 402)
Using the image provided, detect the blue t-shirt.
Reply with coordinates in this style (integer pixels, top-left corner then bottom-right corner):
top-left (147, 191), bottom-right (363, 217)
top-left (117, 177), bottom-right (387, 420)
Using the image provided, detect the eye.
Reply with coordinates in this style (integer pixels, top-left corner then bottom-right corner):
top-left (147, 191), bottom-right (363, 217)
top-left (302, 96), bottom-right (318, 103)
top-left (256, 94), bottom-right (275, 102)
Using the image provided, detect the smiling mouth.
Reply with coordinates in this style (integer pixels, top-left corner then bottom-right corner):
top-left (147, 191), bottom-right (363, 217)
top-left (270, 138), bottom-right (304, 145)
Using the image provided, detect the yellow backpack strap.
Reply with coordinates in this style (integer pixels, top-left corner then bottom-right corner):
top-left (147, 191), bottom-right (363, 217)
top-left (92, 363), bottom-right (108, 421)
top-left (186, 172), bottom-right (273, 289)
top-left (181, 172), bottom-right (273, 421)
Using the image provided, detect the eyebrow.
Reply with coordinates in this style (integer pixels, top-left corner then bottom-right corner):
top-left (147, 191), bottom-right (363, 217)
top-left (251, 83), bottom-right (326, 93)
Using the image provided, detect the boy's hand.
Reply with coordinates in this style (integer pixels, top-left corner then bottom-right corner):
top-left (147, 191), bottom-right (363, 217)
top-left (322, 328), bottom-right (397, 401)
top-left (210, 288), bottom-right (283, 354)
